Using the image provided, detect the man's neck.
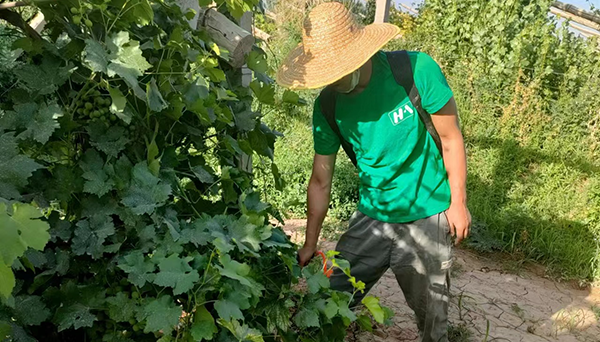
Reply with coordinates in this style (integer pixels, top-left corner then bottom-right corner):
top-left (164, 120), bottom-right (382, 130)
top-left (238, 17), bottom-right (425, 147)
top-left (350, 59), bottom-right (373, 95)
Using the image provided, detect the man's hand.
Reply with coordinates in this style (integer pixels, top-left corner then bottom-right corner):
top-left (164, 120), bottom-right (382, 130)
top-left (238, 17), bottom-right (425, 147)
top-left (445, 202), bottom-right (471, 245)
top-left (297, 244), bottom-right (317, 267)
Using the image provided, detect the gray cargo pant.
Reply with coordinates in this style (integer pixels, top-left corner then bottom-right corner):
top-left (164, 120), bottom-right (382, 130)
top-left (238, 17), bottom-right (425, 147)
top-left (330, 211), bottom-right (452, 342)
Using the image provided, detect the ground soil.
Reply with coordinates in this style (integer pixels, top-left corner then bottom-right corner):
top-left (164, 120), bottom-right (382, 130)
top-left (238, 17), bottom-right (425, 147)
top-left (280, 219), bottom-right (600, 342)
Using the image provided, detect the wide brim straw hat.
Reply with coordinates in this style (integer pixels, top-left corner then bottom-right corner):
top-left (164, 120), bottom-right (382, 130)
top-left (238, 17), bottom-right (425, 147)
top-left (276, 2), bottom-right (400, 90)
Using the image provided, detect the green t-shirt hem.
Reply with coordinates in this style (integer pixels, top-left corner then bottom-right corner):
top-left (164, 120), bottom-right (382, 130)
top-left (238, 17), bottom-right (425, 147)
top-left (357, 200), bottom-right (451, 224)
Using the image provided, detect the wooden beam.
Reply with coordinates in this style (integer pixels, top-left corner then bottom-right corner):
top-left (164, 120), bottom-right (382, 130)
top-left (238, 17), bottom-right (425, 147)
top-left (374, 0), bottom-right (391, 23)
top-left (400, 3), bottom-right (418, 15)
top-left (199, 8), bottom-right (255, 68)
top-left (552, 1), bottom-right (600, 26)
top-left (570, 21), bottom-right (600, 37)
top-left (252, 26), bottom-right (270, 41)
top-left (237, 11), bottom-right (253, 173)
top-left (0, 2), bottom-right (27, 10)
top-left (239, 11), bottom-right (253, 88)
top-left (264, 9), bottom-right (277, 21)
top-left (28, 11), bottom-right (45, 32)
top-left (550, 6), bottom-right (600, 32)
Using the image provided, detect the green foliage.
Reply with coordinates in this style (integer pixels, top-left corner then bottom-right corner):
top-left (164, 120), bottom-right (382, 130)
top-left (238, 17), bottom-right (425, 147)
top-left (0, 0), bottom-right (388, 341)
top-left (264, 0), bottom-right (600, 283)
top-left (387, 0), bottom-right (600, 281)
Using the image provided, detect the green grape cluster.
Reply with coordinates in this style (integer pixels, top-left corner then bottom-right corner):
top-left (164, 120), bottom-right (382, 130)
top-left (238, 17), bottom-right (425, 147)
top-left (73, 84), bottom-right (138, 133)
top-left (74, 85), bottom-right (116, 124)
top-left (70, 6), bottom-right (93, 28)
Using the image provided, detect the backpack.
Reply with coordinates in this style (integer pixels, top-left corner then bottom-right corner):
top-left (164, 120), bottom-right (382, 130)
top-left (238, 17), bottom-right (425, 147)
top-left (318, 50), bottom-right (443, 167)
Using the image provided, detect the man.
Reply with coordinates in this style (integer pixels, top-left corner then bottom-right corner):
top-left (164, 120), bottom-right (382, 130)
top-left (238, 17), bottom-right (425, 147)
top-left (276, 2), bottom-right (471, 341)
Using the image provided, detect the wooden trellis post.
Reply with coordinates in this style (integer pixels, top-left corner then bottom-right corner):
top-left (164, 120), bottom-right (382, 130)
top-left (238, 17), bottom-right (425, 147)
top-left (374, 0), bottom-right (391, 23)
top-left (238, 11), bottom-right (253, 173)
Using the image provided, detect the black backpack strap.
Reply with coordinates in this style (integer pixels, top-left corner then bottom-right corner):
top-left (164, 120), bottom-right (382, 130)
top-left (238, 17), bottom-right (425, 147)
top-left (386, 51), bottom-right (444, 157)
top-left (319, 87), bottom-right (357, 167)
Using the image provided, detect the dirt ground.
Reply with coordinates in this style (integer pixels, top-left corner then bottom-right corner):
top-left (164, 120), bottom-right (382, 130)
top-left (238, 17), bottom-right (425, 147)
top-left (281, 219), bottom-right (600, 342)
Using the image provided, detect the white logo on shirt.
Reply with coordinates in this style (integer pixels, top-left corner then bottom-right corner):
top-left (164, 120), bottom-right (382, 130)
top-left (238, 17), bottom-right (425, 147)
top-left (388, 104), bottom-right (415, 126)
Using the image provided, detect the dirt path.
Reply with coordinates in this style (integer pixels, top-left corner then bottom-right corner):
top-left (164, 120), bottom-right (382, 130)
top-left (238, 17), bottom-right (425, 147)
top-left (281, 219), bottom-right (600, 342)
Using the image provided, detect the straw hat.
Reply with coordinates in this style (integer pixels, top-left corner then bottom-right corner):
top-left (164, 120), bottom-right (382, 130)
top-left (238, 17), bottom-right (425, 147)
top-left (276, 2), bottom-right (400, 89)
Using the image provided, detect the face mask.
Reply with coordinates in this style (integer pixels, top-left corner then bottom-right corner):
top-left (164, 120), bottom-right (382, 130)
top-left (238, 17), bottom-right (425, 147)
top-left (339, 68), bottom-right (361, 93)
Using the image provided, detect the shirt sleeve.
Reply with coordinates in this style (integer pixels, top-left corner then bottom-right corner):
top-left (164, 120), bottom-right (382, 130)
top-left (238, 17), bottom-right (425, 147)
top-left (413, 52), bottom-right (454, 114)
top-left (312, 97), bottom-right (341, 155)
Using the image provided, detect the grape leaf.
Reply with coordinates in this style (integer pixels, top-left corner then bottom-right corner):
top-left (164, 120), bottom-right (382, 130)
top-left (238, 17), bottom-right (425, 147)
top-left (2, 102), bottom-right (63, 144)
top-left (108, 86), bottom-right (132, 124)
top-left (191, 166), bottom-right (215, 183)
top-left (228, 217), bottom-right (263, 253)
top-left (263, 301), bottom-right (292, 332)
top-left (121, 162), bottom-right (171, 215)
top-left (214, 299), bottom-right (243, 321)
top-left (337, 304), bottom-right (357, 324)
top-left (106, 33), bottom-right (152, 100)
top-left (0, 102), bottom-right (36, 131)
top-left (45, 165), bottom-right (83, 203)
top-left (71, 215), bottom-right (115, 259)
top-left (86, 122), bottom-right (131, 158)
top-left (131, 0), bottom-right (153, 26)
top-left (147, 78), bottom-right (168, 112)
top-left (361, 296), bottom-right (384, 324)
top-left (304, 270), bottom-right (330, 294)
top-left (180, 220), bottom-right (211, 247)
top-left (153, 254), bottom-right (200, 295)
top-left (13, 296), bottom-right (50, 326)
top-left (191, 305), bottom-right (217, 341)
top-left (0, 202), bottom-right (50, 290)
top-left (140, 295), bottom-right (182, 334)
top-left (216, 254), bottom-right (252, 287)
top-left (271, 163), bottom-right (285, 191)
top-left (106, 292), bottom-right (138, 322)
top-left (13, 57), bottom-right (72, 95)
top-left (249, 80), bottom-right (275, 105)
top-left (117, 251), bottom-right (156, 287)
top-left (183, 77), bottom-right (209, 105)
top-left (293, 307), bottom-right (320, 328)
top-left (247, 51), bottom-right (268, 74)
top-left (242, 192), bottom-right (269, 214)
top-left (217, 319), bottom-right (264, 342)
top-left (0, 262), bottom-right (15, 300)
top-left (85, 32), bottom-right (151, 100)
top-left (234, 111), bottom-right (258, 132)
top-left (54, 303), bottom-right (96, 332)
top-left (282, 90), bottom-right (300, 104)
top-left (83, 39), bottom-right (110, 73)
top-left (356, 314), bottom-right (373, 332)
top-left (0, 133), bottom-right (42, 199)
top-left (323, 299), bottom-right (338, 319)
top-left (79, 149), bottom-right (115, 197)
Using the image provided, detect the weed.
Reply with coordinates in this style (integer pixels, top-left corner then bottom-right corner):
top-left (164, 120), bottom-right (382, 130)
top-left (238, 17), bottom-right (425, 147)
top-left (592, 305), bottom-right (600, 321)
top-left (553, 308), bottom-right (587, 333)
top-left (511, 303), bottom-right (525, 320)
top-left (448, 323), bottom-right (471, 342)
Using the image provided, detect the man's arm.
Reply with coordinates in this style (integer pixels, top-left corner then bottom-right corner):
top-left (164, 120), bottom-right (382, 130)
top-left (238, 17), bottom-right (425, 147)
top-left (298, 153), bottom-right (336, 266)
top-left (431, 97), bottom-right (471, 244)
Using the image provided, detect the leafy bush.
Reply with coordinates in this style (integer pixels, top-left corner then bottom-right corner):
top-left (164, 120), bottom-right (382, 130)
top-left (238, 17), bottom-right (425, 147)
top-left (0, 1), bottom-right (390, 341)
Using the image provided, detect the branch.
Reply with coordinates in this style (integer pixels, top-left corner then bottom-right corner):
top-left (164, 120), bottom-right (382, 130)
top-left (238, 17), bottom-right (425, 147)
top-left (0, 8), bottom-right (42, 40)
top-left (0, 2), bottom-right (27, 10)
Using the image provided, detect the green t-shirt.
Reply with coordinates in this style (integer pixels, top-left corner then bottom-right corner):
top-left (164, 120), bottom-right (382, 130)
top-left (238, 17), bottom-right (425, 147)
top-left (312, 51), bottom-right (453, 223)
